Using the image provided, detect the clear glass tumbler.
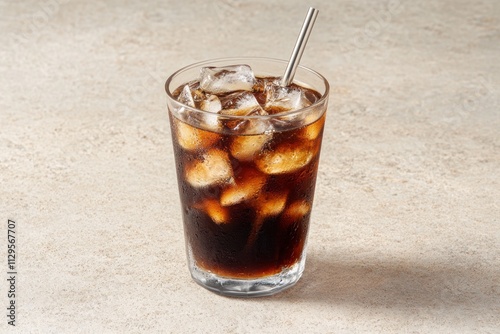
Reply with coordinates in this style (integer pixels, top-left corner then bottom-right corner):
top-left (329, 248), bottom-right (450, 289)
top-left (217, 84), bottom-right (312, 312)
top-left (165, 57), bottom-right (329, 297)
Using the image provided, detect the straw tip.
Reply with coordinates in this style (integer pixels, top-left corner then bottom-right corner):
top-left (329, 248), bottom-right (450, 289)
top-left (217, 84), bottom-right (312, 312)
top-left (280, 7), bottom-right (320, 87)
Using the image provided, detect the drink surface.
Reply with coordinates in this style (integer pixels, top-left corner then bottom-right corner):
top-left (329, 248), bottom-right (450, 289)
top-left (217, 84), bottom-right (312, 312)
top-left (169, 65), bottom-right (326, 279)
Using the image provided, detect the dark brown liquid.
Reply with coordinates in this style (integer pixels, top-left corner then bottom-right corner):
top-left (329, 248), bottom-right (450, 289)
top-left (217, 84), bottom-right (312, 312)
top-left (170, 77), bottom-right (325, 278)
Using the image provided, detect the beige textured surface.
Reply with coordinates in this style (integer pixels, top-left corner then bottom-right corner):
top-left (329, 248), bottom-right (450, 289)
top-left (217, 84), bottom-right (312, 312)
top-left (1, 0), bottom-right (499, 333)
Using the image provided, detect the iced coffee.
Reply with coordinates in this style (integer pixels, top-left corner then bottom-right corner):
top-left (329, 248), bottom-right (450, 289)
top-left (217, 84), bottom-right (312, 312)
top-left (166, 58), bottom-right (329, 296)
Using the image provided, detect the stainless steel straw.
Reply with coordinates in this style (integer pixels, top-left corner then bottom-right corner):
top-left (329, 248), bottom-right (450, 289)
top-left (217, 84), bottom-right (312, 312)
top-left (281, 7), bottom-right (319, 87)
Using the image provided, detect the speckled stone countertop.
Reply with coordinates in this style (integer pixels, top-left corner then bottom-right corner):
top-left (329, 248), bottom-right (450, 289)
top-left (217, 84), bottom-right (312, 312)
top-left (0, 0), bottom-right (499, 333)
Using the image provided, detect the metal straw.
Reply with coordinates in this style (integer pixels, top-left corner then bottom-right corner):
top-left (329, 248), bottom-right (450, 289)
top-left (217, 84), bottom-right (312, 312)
top-left (281, 7), bottom-right (319, 87)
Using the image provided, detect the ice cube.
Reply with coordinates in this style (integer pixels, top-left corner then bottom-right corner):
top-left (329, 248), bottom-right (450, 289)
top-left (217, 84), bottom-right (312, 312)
top-left (281, 200), bottom-right (311, 227)
top-left (200, 65), bottom-right (256, 94)
top-left (253, 77), bottom-right (280, 93)
top-left (223, 116), bottom-right (273, 135)
top-left (285, 200), bottom-right (311, 218)
top-left (200, 112), bottom-right (220, 132)
top-left (265, 83), bottom-right (312, 113)
top-left (220, 168), bottom-right (266, 206)
top-left (177, 84), bottom-right (196, 107)
top-left (219, 92), bottom-right (271, 134)
top-left (198, 94), bottom-right (222, 131)
top-left (245, 191), bottom-right (288, 251)
top-left (256, 142), bottom-right (314, 174)
top-left (175, 118), bottom-right (219, 151)
top-left (255, 191), bottom-right (288, 217)
top-left (194, 199), bottom-right (229, 224)
top-left (300, 113), bottom-right (325, 140)
top-left (230, 133), bottom-right (271, 161)
top-left (185, 149), bottom-right (233, 187)
top-left (200, 94), bottom-right (222, 113)
top-left (175, 83), bottom-right (208, 123)
top-left (220, 91), bottom-right (266, 117)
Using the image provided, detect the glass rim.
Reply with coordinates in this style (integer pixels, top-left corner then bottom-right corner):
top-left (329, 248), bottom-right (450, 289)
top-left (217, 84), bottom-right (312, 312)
top-left (165, 56), bottom-right (330, 121)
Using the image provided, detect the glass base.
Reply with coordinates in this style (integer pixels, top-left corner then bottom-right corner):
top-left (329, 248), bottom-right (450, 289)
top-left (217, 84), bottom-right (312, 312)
top-left (188, 252), bottom-right (306, 297)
